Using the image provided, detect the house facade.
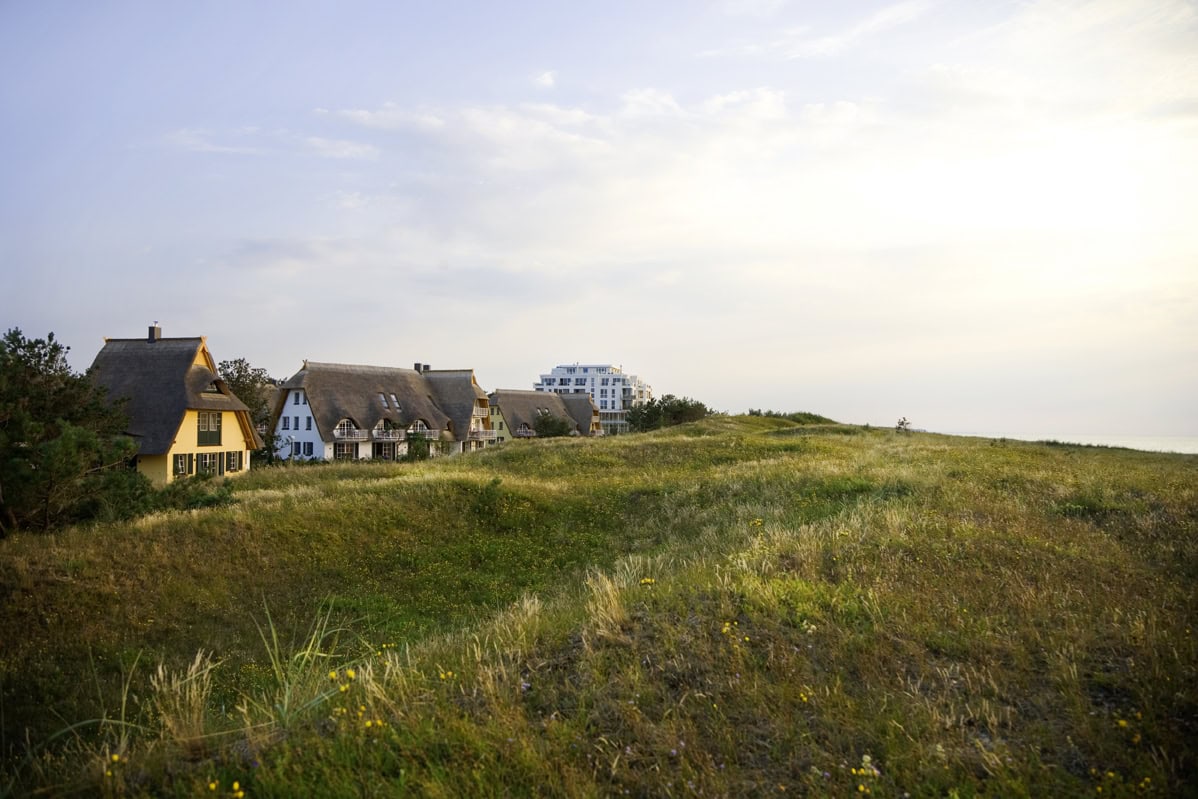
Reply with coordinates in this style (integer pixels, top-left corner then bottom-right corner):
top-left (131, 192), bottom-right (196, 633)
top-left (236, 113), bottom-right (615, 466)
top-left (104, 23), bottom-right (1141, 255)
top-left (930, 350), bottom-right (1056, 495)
top-left (533, 364), bottom-right (652, 435)
top-left (89, 326), bottom-right (262, 485)
top-left (271, 361), bottom-right (492, 460)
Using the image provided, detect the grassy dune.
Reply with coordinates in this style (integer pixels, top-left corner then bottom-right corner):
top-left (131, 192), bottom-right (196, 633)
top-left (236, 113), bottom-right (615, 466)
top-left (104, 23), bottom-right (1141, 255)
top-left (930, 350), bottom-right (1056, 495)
top-left (1, 417), bottom-right (1196, 796)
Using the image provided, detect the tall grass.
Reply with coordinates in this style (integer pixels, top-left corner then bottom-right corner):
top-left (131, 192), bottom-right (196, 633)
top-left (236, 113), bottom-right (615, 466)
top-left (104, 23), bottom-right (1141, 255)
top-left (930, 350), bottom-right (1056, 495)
top-left (1, 420), bottom-right (1195, 795)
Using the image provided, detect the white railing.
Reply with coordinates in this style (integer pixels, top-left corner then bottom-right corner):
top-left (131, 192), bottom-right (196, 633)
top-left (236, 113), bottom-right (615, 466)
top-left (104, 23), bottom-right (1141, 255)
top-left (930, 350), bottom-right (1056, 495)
top-left (334, 429), bottom-right (369, 441)
top-left (408, 429), bottom-right (440, 440)
top-left (468, 429), bottom-right (497, 441)
top-left (373, 429), bottom-right (404, 441)
top-left (472, 406), bottom-right (489, 418)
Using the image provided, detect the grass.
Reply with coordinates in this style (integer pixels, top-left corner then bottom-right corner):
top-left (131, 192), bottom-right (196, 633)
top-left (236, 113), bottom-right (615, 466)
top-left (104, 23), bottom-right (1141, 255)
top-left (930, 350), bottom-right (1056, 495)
top-left (1, 417), bottom-right (1195, 796)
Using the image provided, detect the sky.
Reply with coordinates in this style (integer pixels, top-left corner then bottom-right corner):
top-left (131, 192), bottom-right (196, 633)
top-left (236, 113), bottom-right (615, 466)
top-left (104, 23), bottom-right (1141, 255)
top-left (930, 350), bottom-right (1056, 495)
top-left (2, 0), bottom-right (1196, 435)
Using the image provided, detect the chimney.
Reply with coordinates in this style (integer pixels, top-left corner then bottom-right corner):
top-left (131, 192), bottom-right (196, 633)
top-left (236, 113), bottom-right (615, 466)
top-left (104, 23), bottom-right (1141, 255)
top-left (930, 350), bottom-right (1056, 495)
top-left (414, 362), bottom-right (422, 372)
top-left (148, 323), bottom-right (161, 343)
top-left (423, 364), bottom-right (431, 373)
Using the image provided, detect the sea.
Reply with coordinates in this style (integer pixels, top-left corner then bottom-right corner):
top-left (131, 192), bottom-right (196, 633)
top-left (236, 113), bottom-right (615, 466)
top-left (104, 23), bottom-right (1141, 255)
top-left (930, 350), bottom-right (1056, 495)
top-left (944, 432), bottom-right (1198, 455)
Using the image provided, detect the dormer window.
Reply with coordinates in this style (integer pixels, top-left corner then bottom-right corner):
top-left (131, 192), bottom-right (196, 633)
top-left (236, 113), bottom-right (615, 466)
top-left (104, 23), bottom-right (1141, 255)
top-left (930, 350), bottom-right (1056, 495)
top-left (198, 411), bottom-right (222, 445)
top-left (379, 393), bottom-right (389, 409)
top-left (204, 382), bottom-right (220, 394)
top-left (390, 393), bottom-right (400, 409)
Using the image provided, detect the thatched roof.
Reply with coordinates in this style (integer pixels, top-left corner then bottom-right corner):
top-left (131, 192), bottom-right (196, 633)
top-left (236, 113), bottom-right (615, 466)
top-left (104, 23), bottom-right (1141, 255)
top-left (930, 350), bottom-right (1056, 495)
top-left (489, 389), bottom-right (580, 436)
top-left (89, 337), bottom-right (260, 454)
top-left (560, 393), bottom-right (601, 434)
top-left (275, 362), bottom-right (452, 441)
top-left (425, 370), bottom-right (487, 440)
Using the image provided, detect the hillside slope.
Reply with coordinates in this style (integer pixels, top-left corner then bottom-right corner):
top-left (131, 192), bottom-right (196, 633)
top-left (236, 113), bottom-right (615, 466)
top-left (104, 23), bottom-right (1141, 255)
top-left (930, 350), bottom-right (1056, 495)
top-left (2, 418), bottom-right (1196, 795)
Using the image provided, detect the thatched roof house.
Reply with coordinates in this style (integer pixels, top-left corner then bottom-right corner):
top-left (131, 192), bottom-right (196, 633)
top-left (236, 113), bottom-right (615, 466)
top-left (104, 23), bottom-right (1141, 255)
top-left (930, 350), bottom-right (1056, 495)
top-left (424, 368), bottom-right (494, 451)
top-left (270, 361), bottom-right (494, 459)
top-left (489, 389), bottom-right (589, 437)
top-left (89, 326), bottom-right (262, 484)
top-left (560, 393), bottom-right (603, 436)
top-left (273, 361), bottom-right (451, 443)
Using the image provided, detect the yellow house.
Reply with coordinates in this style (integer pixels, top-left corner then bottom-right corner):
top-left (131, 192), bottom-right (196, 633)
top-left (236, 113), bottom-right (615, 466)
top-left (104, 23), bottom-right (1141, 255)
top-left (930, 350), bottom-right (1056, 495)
top-left (90, 326), bottom-right (262, 485)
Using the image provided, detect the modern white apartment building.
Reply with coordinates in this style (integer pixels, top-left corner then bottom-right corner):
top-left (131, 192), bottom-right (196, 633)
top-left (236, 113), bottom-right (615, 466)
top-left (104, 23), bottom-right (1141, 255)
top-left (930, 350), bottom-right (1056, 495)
top-left (533, 364), bottom-right (653, 435)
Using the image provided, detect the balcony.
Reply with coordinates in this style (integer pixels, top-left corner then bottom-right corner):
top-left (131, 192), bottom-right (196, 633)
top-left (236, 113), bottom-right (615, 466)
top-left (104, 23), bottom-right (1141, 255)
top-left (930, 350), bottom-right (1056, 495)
top-left (373, 429), bottom-right (404, 441)
top-left (468, 429), bottom-right (497, 441)
top-left (333, 428), bottom-right (369, 441)
top-left (472, 406), bottom-right (489, 418)
top-left (408, 429), bottom-right (440, 440)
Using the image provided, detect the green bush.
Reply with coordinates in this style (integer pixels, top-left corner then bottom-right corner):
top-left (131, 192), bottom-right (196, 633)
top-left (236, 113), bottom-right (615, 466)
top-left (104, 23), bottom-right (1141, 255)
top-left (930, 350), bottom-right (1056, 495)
top-left (152, 474), bottom-right (234, 511)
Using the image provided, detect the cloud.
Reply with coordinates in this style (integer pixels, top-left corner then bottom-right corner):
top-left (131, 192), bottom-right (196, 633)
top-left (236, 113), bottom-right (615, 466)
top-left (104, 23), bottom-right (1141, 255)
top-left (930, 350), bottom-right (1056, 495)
top-left (784, 0), bottom-right (933, 58)
top-left (535, 70), bottom-right (556, 88)
top-left (164, 128), bottom-right (261, 155)
top-left (304, 137), bottom-right (379, 160)
top-left (332, 191), bottom-right (369, 210)
top-left (715, 0), bottom-right (788, 17)
top-left (331, 102), bottom-right (446, 131)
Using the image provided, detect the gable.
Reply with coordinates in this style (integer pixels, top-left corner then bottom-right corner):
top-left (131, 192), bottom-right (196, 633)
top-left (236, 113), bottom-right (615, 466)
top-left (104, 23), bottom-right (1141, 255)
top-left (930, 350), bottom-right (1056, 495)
top-left (90, 337), bottom-right (258, 454)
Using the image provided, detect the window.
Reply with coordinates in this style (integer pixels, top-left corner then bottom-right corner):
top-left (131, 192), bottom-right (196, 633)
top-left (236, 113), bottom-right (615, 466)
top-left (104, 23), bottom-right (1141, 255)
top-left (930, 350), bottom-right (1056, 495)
top-left (601, 400), bottom-right (608, 409)
top-left (293, 416), bottom-right (299, 430)
top-left (601, 378), bottom-right (609, 386)
top-left (575, 378), bottom-right (586, 386)
top-left (543, 378), bottom-right (555, 386)
top-left (306, 417), bottom-right (312, 430)
top-left (303, 442), bottom-right (313, 457)
top-left (197, 411), bottom-right (222, 445)
top-left (336, 419), bottom-right (358, 437)
top-left (174, 454), bottom-right (189, 476)
top-left (293, 393), bottom-right (300, 405)
top-left (390, 393), bottom-right (399, 408)
top-left (225, 451), bottom-right (242, 472)
top-left (302, 393), bottom-right (307, 405)
top-left (380, 393), bottom-right (389, 409)
top-left (197, 452), bottom-right (219, 475)
top-left (282, 416), bottom-right (290, 430)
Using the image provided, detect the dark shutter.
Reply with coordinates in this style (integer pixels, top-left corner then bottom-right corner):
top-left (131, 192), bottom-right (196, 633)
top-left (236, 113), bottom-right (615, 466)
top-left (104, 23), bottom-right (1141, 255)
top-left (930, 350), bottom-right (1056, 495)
top-left (187, 453), bottom-right (195, 475)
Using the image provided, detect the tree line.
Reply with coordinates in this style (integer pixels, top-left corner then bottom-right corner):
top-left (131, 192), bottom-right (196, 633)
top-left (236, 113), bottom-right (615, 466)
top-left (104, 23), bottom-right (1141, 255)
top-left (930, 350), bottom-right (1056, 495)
top-left (626, 395), bottom-right (711, 431)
